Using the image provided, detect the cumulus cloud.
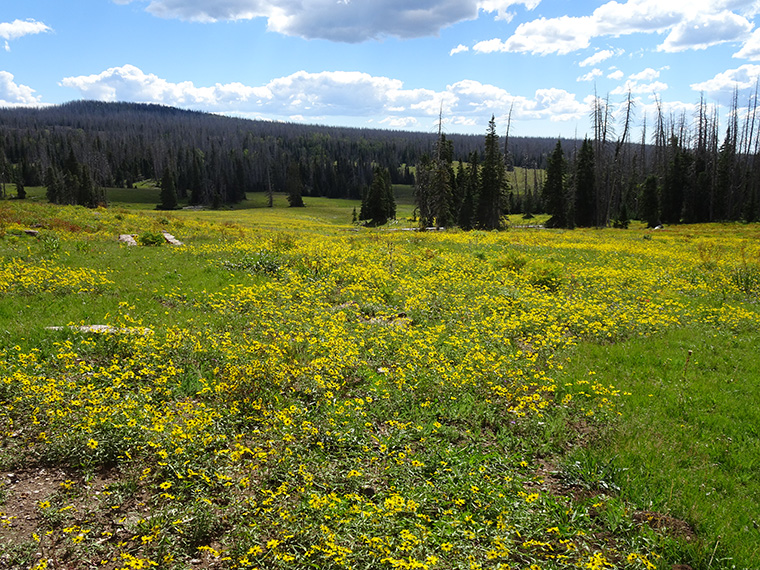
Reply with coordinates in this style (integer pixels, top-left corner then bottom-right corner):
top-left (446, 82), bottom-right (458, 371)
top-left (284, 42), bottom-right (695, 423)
top-left (59, 64), bottom-right (589, 128)
top-left (0, 18), bottom-right (51, 49)
top-left (579, 49), bottom-right (622, 67)
top-left (611, 79), bottom-right (668, 95)
top-left (450, 44), bottom-right (469, 55)
top-left (629, 67), bottom-right (660, 81)
top-left (607, 69), bottom-right (625, 80)
top-left (577, 69), bottom-right (603, 82)
top-left (0, 18), bottom-right (51, 40)
top-left (733, 27), bottom-right (760, 59)
top-left (116, 0), bottom-right (540, 42)
top-left (690, 63), bottom-right (760, 96)
top-left (658, 11), bottom-right (752, 52)
top-left (475, 15), bottom-right (596, 55)
top-left (474, 0), bottom-right (754, 56)
top-left (0, 70), bottom-right (42, 106)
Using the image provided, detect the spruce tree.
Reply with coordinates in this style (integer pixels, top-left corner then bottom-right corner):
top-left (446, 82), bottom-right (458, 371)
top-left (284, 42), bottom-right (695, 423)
top-left (361, 167), bottom-right (395, 226)
top-left (543, 140), bottom-right (570, 228)
top-left (640, 175), bottom-right (660, 228)
top-left (574, 138), bottom-right (595, 227)
top-left (477, 116), bottom-right (506, 230)
top-left (14, 166), bottom-right (26, 200)
top-left (286, 160), bottom-right (305, 207)
top-left (159, 167), bottom-right (179, 210)
top-left (458, 152), bottom-right (479, 230)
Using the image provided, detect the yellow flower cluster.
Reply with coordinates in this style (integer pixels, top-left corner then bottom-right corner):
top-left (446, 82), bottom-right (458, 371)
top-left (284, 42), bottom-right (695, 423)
top-left (1, 203), bottom-right (758, 569)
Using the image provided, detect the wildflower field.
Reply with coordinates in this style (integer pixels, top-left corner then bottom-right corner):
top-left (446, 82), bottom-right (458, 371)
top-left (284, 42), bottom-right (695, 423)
top-left (1, 198), bottom-right (759, 570)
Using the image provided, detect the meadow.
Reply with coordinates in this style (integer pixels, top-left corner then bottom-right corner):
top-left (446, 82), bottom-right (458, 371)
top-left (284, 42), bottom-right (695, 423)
top-left (0, 192), bottom-right (759, 570)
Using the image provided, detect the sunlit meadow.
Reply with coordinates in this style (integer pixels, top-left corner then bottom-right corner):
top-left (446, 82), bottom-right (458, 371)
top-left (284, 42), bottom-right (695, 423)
top-left (1, 198), bottom-right (758, 570)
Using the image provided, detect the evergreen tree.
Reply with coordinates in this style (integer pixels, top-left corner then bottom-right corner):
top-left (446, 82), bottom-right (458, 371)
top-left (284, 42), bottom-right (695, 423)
top-left (640, 175), bottom-right (660, 228)
top-left (543, 140), bottom-right (570, 228)
top-left (714, 132), bottom-right (736, 220)
top-left (661, 136), bottom-right (690, 224)
top-left (14, 166), bottom-right (26, 199)
top-left (159, 167), bottom-right (179, 210)
top-left (458, 152), bottom-right (479, 230)
top-left (286, 160), bottom-right (305, 207)
top-left (45, 166), bottom-right (63, 204)
top-left (414, 129), bottom-right (454, 228)
top-left (574, 138), bottom-right (596, 227)
top-left (360, 167), bottom-right (395, 226)
top-left (476, 116), bottom-right (506, 230)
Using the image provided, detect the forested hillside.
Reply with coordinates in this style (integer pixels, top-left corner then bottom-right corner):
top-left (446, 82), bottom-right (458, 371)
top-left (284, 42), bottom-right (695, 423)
top-left (2, 99), bottom-right (759, 226)
top-left (0, 101), bottom-right (555, 207)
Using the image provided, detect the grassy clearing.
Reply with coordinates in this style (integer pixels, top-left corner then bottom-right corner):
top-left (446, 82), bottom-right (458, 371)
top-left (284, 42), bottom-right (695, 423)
top-left (0, 198), bottom-right (758, 570)
top-left (562, 327), bottom-right (760, 568)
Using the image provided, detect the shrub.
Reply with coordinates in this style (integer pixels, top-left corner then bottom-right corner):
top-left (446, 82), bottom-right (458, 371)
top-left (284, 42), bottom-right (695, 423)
top-left (137, 230), bottom-right (165, 246)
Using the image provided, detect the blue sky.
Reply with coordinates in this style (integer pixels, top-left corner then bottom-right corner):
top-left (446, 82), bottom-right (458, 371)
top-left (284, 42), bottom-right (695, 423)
top-left (3, 0), bottom-right (760, 138)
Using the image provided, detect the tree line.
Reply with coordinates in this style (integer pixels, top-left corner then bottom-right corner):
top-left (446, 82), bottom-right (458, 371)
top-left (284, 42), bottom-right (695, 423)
top-left (409, 92), bottom-right (760, 230)
top-left (2, 96), bottom-right (759, 227)
top-left (539, 92), bottom-right (760, 228)
top-left (0, 100), bottom-right (556, 209)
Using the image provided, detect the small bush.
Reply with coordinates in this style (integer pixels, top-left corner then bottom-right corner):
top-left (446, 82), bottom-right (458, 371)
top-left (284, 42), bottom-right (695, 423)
top-left (137, 230), bottom-right (165, 246)
top-left (494, 249), bottom-right (528, 273)
top-left (528, 263), bottom-right (563, 291)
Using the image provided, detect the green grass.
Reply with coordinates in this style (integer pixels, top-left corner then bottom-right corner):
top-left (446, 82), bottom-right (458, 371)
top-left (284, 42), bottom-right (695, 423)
top-left (1, 196), bottom-right (759, 570)
top-left (561, 327), bottom-right (760, 568)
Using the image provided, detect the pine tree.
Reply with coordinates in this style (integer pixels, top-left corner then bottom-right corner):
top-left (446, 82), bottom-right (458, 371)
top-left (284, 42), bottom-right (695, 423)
top-left (544, 140), bottom-right (570, 228)
top-left (159, 167), bottom-right (179, 210)
top-left (14, 166), bottom-right (26, 200)
top-left (640, 175), bottom-right (660, 228)
top-left (477, 116), bottom-right (506, 230)
top-left (361, 167), bottom-right (395, 226)
top-left (286, 160), bottom-right (305, 207)
top-left (458, 152), bottom-right (479, 230)
top-left (574, 138), bottom-right (596, 227)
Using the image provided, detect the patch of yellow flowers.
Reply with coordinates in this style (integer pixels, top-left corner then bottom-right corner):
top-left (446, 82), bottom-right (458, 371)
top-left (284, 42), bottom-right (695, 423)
top-left (1, 203), bottom-right (758, 569)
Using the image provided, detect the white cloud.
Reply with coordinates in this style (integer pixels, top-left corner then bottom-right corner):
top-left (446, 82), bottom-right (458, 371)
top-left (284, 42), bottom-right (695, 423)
top-left (475, 15), bottom-right (596, 55)
top-left (474, 0), bottom-right (755, 56)
top-left (0, 18), bottom-right (51, 41)
top-left (658, 11), bottom-right (752, 52)
top-left (59, 64), bottom-right (589, 128)
top-left (0, 71), bottom-right (42, 106)
top-left (450, 44), bottom-right (469, 56)
top-left (116, 0), bottom-right (540, 42)
top-left (608, 69), bottom-right (625, 80)
top-left (629, 67), bottom-right (660, 81)
top-left (733, 27), bottom-right (760, 59)
top-left (477, 0), bottom-right (541, 22)
top-left (380, 116), bottom-right (420, 129)
top-left (577, 69), bottom-right (603, 82)
top-left (690, 63), bottom-right (760, 96)
top-left (611, 79), bottom-right (668, 95)
top-left (579, 49), bottom-right (621, 67)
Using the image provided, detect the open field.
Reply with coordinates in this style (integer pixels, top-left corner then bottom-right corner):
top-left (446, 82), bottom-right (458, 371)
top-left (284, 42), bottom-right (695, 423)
top-left (1, 197), bottom-right (759, 570)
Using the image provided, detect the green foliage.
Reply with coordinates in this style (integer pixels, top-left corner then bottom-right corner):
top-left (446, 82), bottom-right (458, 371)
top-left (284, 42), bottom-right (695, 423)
top-left (1, 200), bottom-right (759, 570)
top-left (640, 174), bottom-right (660, 228)
top-left (544, 140), bottom-right (571, 228)
top-left (528, 262), bottom-right (563, 291)
top-left (360, 166), bottom-right (395, 226)
top-left (137, 229), bottom-right (165, 246)
top-left (574, 138), bottom-right (596, 227)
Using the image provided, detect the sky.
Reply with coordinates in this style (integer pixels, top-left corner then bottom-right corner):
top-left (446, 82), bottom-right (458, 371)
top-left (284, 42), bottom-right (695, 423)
top-left (3, 0), bottom-right (760, 139)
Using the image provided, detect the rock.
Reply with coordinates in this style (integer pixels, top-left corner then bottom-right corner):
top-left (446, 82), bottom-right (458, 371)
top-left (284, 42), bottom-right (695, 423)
top-left (118, 234), bottom-right (138, 246)
top-left (162, 232), bottom-right (183, 245)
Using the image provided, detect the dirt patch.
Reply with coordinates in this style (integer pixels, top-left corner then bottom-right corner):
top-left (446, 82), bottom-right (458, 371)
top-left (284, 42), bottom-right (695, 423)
top-left (0, 467), bottom-right (70, 544)
top-left (633, 510), bottom-right (696, 542)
